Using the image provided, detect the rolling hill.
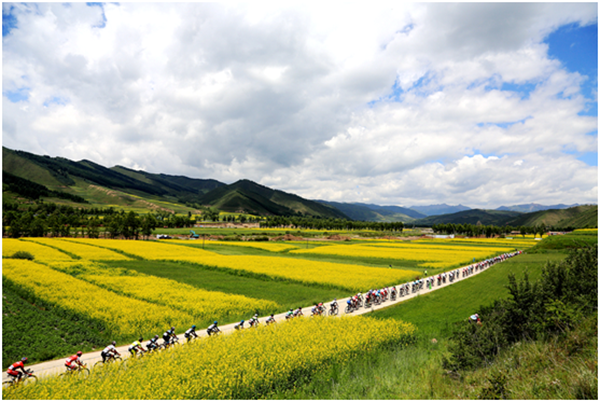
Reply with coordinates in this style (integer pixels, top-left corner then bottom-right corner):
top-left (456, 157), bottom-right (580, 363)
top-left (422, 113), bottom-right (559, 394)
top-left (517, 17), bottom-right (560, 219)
top-left (316, 201), bottom-right (425, 222)
top-left (3, 147), bottom-right (348, 219)
top-left (411, 205), bottom-right (598, 229)
top-left (506, 205), bottom-right (598, 228)
top-left (412, 209), bottom-right (522, 226)
top-left (199, 180), bottom-right (349, 218)
top-left (409, 203), bottom-right (471, 216)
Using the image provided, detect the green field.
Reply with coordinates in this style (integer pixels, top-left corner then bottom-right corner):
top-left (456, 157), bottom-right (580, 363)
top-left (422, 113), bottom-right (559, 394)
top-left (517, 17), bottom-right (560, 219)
top-left (101, 260), bottom-right (347, 310)
top-left (370, 252), bottom-right (567, 336)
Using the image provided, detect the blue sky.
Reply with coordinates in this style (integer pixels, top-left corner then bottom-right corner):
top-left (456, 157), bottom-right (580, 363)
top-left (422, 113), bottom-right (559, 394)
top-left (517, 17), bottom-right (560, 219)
top-left (2, 2), bottom-right (598, 208)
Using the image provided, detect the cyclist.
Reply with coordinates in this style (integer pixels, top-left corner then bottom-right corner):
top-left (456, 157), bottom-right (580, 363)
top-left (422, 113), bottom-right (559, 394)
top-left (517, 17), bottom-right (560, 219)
top-left (101, 341), bottom-right (120, 363)
top-left (265, 314), bottom-right (276, 325)
top-left (146, 335), bottom-right (160, 352)
top-left (330, 298), bottom-right (338, 310)
top-left (234, 320), bottom-right (245, 330)
top-left (285, 309), bottom-right (294, 320)
top-left (294, 307), bottom-right (303, 317)
top-left (311, 303), bottom-right (320, 316)
top-left (249, 313), bottom-right (259, 327)
top-left (346, 298), bottom-right (353, 311)
top-left (469, 314), bottom-right (481, 324)
top-left (207, 321), bottom-right (220, 336)
top-left (6, 357), bottom-right (28, 381)
top-left (128, 337), bottom-right (146, 356)
top-left (184, 325), bottom-right (198, 341)
top-left (162, 327), bottom-right (175, 346)
top-left (65, 351), bottom-right (84, 371)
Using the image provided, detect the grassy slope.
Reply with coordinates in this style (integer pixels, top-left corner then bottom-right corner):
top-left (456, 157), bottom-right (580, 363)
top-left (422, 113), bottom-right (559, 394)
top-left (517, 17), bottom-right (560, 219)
top-left (370, 252), bottom-right (567, 337)
top-left (507, 204), bottom-right (598, 228)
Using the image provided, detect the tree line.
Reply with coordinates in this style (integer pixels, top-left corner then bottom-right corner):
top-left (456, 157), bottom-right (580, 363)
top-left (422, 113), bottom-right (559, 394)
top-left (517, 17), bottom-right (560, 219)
top-left (260, 216), bottom-right (405, 232)
top-left (430, 222), bottom-right (574, 237)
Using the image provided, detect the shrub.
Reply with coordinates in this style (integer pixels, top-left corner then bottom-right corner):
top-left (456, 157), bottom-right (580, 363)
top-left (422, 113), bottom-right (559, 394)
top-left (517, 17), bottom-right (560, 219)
top-left (10, 251), bottom-right (35, 260)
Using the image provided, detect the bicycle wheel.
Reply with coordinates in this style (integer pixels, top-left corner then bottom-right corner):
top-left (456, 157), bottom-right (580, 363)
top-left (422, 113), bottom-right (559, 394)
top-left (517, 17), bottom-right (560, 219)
top-left (3, 379), bottom-right (15, 388)
top-left (22, 375), bottom-right (37, 386)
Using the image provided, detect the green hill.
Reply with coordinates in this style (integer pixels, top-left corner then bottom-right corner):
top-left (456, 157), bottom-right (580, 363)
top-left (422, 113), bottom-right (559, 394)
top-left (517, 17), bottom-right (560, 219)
top-left (316, 200), bottom-right (422, 222)
top-left (412, 205), bottom-right (597, 229)
top-left (198, 180), bottom-right (349, 218)
top-left (3, 147), bottom-right (348, 219)
top-left (506, 204), bottom-right (598, 228)
top-left (413, 209), bottom-right (522, 226)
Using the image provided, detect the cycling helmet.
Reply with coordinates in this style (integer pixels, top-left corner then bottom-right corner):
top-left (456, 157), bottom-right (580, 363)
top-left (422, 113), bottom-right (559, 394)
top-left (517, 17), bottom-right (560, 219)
top-left (21, 357), bottom-right (28, 362)
top-left (240, 320), bottom-right (245, 323)
top-left (214, 321), bottom-right (218, 325)
top-left (154, 335), bottom-right (159, 339)
top-left (192, 325), bottom-right (196, 329)
top-left (77, 351), bottom-right (82, 356)
top-left (112, 341), bottom-right (116, 346)
top-left (139, 337), bottom-right (143, 342)
top-left (171, 326), bottom-right (175, 331)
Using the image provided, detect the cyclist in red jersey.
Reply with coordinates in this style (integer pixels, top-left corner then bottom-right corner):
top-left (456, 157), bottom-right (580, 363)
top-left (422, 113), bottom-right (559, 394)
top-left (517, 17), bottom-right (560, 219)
top-left (6, 357), bottom-right (28, 380)
top-left (65, 351), bottom-right (84, 371)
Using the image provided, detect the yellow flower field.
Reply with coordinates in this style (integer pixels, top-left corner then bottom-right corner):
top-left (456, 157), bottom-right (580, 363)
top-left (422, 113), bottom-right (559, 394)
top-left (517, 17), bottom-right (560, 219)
top-left (4, 316), bottom-right (416, 400)
top-left (58, 239), bottom-right (419, 290)
top-left (2, 259), bottom-right (192, 338)
top-left (81, 271), bottom-right (278, 319)
top-left (26, 238), bottom-right (132, 260)
top-left (166, 239), bottom-right (299, 252)
top-left (2, 239), bottom-right (74, 262)
top-left (289, 243), bottom-right (513, 269)
top-left (66, 238), bottom-right (220, 258)
top-left (411, 238), bottom-right (537, 248)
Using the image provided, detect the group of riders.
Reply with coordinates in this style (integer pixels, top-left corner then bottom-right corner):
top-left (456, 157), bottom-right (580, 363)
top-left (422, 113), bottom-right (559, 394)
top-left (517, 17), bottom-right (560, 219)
top-left (6, 250), bottom-right (522, 384)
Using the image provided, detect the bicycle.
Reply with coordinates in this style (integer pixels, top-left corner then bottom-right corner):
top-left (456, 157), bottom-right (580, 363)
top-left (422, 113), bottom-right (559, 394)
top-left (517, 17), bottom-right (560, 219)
top-left (59, 364), bottom-right (90, 379)
top-left (329, 304), bottom-right (339, 316)
top-left (93, 353), bottom-right (122, 368)
top-left (3, 369), bottom-right (37, 388)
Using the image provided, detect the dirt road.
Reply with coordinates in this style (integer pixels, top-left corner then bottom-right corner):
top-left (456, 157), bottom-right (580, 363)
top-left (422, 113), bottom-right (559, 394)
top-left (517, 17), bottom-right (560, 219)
top-left (2, 254), bottom-right (517, 382)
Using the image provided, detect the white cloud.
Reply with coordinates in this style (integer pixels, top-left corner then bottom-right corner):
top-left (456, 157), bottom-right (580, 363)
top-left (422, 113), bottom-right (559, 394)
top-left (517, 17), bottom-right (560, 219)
top-left (2, 2), bottom-right (597, 208)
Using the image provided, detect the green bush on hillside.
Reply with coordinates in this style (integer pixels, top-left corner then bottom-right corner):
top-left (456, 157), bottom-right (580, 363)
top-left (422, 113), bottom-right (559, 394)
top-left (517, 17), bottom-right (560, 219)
top-left (443, 245), bottom-right (598, 371)
top-left (10, 251), bottom-right (35, 260)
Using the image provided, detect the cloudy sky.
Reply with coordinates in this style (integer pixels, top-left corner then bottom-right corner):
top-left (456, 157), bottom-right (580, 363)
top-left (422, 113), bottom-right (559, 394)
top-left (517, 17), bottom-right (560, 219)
top-left (3, 2), bottom-right (598, 208)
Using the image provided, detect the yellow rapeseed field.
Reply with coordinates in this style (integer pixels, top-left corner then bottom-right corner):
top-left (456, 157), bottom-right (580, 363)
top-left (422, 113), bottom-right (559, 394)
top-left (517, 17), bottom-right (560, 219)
top-left (59, 239), bottom-right (419, 290)
top-left (411, 238), bottom-right (537, 248)
top-left (66, 238), bottom-right (220, 259)
top-left (166, 239), bottom-right (300, 252)
top-left (27, 238), bottom-right (132, 260)
top-left (2, 259), bottom-right (192, 338)
top-left (289, 243), bottom-right (513, 269)
top-left (2, 239), bottom-right (74, 262)
top-left (81, 272), bottom-right (278, 319)
top-left (3, 316), bottom-right (416, 400)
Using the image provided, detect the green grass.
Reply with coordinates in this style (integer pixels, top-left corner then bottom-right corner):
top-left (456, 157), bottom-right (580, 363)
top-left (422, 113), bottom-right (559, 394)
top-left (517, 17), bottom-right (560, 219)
top-left (101, 260), bottom-right (348, 311)
top-left (370, 252), bottom-right (568, 337)
top-left (2, 277), bottom-right (107, 369)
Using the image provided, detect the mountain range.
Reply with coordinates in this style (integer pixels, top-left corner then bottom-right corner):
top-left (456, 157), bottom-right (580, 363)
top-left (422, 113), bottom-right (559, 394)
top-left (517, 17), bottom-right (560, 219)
top-left (2, 146), bottom-right (596, 228)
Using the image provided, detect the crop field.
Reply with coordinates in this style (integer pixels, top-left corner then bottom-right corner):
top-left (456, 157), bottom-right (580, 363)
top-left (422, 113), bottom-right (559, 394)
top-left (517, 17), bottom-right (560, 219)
top-left (60, 238), bottom-right (419, 290)
top-left (2, 235), bottom-right (525, 380)
top-left (166, 239), bottom-right (300, 252)
top-left (289, 242), bottom-right (515, 269)
top-left (3, 316), bottom-right (416, 400)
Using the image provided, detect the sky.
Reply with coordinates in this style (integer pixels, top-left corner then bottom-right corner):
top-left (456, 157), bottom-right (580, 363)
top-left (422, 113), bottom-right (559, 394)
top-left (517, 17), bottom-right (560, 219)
top-left (2, 2), bottom-right (598, 209)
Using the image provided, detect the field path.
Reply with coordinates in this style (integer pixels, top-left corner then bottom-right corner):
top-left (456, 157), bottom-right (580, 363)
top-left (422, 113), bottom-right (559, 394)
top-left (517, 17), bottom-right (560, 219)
top-left (2, 254), bottom-right (517, 383)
